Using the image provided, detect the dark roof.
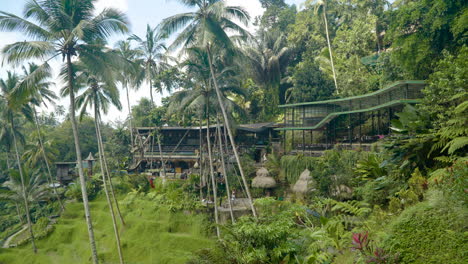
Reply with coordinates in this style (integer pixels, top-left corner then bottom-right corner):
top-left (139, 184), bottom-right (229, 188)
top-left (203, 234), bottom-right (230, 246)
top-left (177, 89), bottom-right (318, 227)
top-left (136, 122), bottom-right (280, 133)
top-left (238, 122), bottom-right (279, 133)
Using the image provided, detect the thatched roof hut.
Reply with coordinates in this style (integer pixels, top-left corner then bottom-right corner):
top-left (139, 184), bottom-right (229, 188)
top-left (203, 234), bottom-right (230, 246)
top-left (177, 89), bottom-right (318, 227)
top-left (252, 167), bottom-right (277, 188)
top-left (292, 169), bottom-right (315, 194)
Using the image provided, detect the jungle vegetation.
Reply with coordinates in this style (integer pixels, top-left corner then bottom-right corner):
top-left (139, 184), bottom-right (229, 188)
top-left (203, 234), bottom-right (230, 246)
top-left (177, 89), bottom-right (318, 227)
top-left (0, 0), bottom-right (466, 263)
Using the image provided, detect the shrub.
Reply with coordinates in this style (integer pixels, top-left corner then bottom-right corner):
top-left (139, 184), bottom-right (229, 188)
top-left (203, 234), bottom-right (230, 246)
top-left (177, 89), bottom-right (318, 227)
top-left (65, 178), bottom-right (100, 201)
top-left (123, 174), bottom-right (150, 193)
top-left (382, 191), bottom-right (467, 264)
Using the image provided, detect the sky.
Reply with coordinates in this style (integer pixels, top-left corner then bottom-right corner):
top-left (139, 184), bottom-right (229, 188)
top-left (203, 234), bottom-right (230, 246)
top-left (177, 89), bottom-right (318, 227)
top-left (0, 0), bottom-right (304, 123)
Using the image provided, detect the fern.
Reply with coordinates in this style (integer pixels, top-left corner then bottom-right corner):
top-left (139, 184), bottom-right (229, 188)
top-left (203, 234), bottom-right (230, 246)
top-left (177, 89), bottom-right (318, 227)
top-left (331, 200), bottom-right (371, 217)
top-left (431, 92), bottom-right (468, 158)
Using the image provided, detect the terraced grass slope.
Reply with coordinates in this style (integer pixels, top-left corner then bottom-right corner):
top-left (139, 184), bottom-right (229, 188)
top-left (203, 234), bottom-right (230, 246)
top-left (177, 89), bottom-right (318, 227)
top-left (0, 195), bottom-right (214, 264)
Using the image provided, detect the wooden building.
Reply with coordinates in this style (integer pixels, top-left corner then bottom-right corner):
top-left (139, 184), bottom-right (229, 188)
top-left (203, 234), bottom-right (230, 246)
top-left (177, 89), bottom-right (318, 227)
top-left (129, 123), bottom-right (280, 174)
top-left (55, 153), bottom-right (96, 184)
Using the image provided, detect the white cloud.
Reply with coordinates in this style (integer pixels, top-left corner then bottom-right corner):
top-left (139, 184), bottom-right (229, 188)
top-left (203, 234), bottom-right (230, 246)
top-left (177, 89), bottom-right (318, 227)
top-left (95, 0), bottom-right (129, 13)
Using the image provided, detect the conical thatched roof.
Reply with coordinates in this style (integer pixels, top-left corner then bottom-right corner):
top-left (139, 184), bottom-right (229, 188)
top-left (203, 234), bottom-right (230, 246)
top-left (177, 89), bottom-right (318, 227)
top-left (256, 167), bottom-right (269, 177)
top-left (252, 167), bottom-right (276, 188)
top-left (292, 169), bottom-right (315, 194)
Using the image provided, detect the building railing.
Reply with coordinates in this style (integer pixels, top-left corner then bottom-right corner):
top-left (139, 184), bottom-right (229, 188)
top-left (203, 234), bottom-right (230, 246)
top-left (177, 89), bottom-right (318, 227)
top-left (278, 81), bottom-right (425, 130)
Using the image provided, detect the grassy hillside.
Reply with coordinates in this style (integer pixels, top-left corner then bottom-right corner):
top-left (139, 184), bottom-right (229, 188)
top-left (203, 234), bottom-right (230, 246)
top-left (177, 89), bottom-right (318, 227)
top-left (0, 193), bottom-right (214, 264)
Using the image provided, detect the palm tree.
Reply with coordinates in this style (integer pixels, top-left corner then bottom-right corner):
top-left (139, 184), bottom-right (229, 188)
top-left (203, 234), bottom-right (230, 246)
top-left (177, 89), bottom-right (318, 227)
top-left (114, 40), bottom-right (140, 148)
top-left (129, 24), bottom-right (172, 176)
top-left (75, 61), bottom-right (125, 264)
top-left (0, 71), bottom-right (37, 253)
top-left (168, 47), bottom-right (246, 226)
top-left (308, 0), bottom-right (338, 93)
top-left (22, 132), bottom-right (58, 168)
top-left (129, 24), bottom-right (170, 106)
top-left (4, 167), bottom-right (51, 211)
top-left (19, 63), bottom-right (65, 210)
top-left (243, 30), bottom-right (291, 118)
top-left (160, 0), bottom-right (257, 218)
top-left (0, 1), bottom-right (129, 261)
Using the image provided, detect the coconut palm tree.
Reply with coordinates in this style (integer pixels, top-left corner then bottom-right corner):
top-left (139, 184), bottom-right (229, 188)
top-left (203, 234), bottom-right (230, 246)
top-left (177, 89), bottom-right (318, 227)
top-left (114, 40), bottom-right (140, 148)
top-left (308, 0), bottom-right (338, 93)
top-left (129, 24), bottom-right (170, 106)
top-left (22, 133), bottom-right (58, 169)
top-left (0, 1), bottom-right (129, 261)
top-left (0, 71), bottom-right (37, 253)
top-left (4, 167), bottom-right (51, 211)
top-left (129, 25), bottom-right (172, 176)
top-left (18, 63), bottom-right (65, 210)
top-left (160, 0), bottom-right (257, 218)
top-left (243, 30), bottom-right (291, 119)
top-left (75, 60), bottom-right (125, 264)
top-left (168, 47), bottom-right (246, 227)
top-left (1, 167), bottom-right (51, 230)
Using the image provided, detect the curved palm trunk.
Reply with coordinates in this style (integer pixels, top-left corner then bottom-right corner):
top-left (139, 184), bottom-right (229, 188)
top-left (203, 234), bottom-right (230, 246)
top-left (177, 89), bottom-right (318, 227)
top-left (125, 84), bottom-right (134, 148)
top-left (32, 108), bottom-right (65, 211)
top-left (67, 54), bottom-right (99, 264)
top-left (216, 114), bottom-right (235, 224)
top-left (96, 115), bottom-right (126, 226)
top-left (206, 45), bottom-right (257, 218)
top-left (94, 108), bottom-right (124, 264)
top-left (323, 7), bottom-right (338, 94)
top-left (11, 120), bottom-right (37, 253)
top-left (205, 100), bottom-right (220, 238)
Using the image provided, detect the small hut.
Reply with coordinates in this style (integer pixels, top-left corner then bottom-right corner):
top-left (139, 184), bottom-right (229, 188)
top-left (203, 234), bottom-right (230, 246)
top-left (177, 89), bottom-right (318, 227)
top-left (84, 152), bottom-right (96, 176)
top-left (252, 167), bottom-right (277, 190)
top-left (292, 169), bottom-right (315, 194)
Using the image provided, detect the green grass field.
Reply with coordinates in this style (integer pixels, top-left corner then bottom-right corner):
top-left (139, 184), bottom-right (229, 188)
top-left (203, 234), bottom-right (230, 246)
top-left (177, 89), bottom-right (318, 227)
top-left (0, 194), bottom-right (214, 264)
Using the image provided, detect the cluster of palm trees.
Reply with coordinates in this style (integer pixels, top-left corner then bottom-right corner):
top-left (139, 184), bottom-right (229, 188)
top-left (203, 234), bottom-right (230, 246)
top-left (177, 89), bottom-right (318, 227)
top-left (0, 0), bottom-right (286, 262)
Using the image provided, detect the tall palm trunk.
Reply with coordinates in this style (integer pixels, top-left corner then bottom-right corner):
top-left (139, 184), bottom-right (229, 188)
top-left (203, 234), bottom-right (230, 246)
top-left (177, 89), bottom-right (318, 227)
top-left (206, 45), bottom-right (257, 218)
top-left (216, 114), bottom-right (235, 224)
top-left (198, 113), bottom-right (204, 200)
top-left (67, 54), bottom-right (99, 264)
top-left (149, 77), bottom-right (154, 106)
top-left (125, 83), bottom-right (134, 148)
top-left (96, 114), bottom-right (126, 226)
top-left (6, 152), bottom-right (11, 170)
top-left (205, 99), bottom-right (220, 238)
top-left (32, 108), bottom-right (65, 210)
top-left (322, 6), bottom-right (338, 94)
top-left (156, 132), bottom-right (166, 179)
top-left (15, 202), bottom-right (24, 224)
top-left (11, 120), bottom-right (36, 253)
top-left (94, 107), bottom-right (125, 264)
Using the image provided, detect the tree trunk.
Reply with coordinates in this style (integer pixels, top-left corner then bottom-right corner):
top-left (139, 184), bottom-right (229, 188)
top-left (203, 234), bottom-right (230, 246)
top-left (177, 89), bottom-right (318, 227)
top-left (216, 114), bottom-right (235, 224)
top-left (205, 99), bottom-right (220, 238)
top-left (323, 6), bottom-right (338, 94)
top-left (67, 53), bottom-right (99, 264)
top-left (11, 120), bottom-right (37, 253)
top-left (156, 132), bottom-right (166, 179)
top-left (15, 202), bottom-right (24, 224)
top-left (149, 78), bottom-right (154, 106)
top-left (94, 107), bottom-right (125, 264)
top-left (206, 45), bottom-right (257, 218)
top-left (33, 108), bottom-right (65, 211)
top-left (96, 114), bottom-right (126, 226)
top-left (125, 83), bottom-right (134, 148)
top-left (6, 152), bottom-right (11, 170)
top-left (198, 113), bottom-right (204, 200)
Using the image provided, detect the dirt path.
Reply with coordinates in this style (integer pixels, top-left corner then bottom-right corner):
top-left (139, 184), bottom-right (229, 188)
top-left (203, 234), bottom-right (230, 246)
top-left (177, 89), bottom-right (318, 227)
top-left (2, 225), bottom-right (27, 248)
